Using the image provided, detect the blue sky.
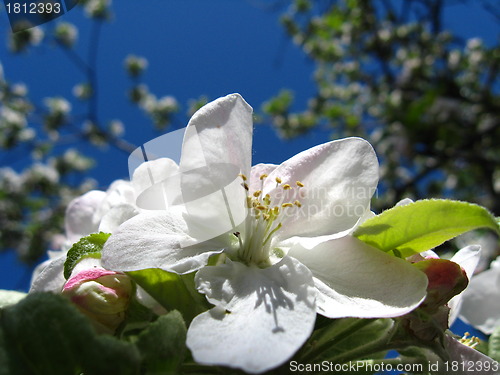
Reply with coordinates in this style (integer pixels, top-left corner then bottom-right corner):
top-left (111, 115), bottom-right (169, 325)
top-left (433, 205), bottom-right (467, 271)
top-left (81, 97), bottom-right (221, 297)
top-left (0, 0), bottom-right (497, 294)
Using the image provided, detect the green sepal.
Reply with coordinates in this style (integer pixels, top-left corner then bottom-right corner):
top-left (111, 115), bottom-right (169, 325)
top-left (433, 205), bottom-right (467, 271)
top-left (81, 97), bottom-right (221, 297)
top-left (297, 318), bottom-right (391, 365)
top-left (354, 199), bottom-right (499, 257)
top-left (136, 311), bottom-right (187, 374)
top-left (127, 269), bottom-right (209, 323)
top-left (63, 232), bottom-right (111, 279)
top-left (0, 292), bottom-right (140, 375)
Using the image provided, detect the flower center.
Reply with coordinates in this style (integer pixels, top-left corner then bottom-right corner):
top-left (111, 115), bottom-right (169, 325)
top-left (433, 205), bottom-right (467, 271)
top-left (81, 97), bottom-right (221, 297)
top-left (236, 173), bottom-right (304, 266)
top-left (459, 332), bottom-right (480, 348)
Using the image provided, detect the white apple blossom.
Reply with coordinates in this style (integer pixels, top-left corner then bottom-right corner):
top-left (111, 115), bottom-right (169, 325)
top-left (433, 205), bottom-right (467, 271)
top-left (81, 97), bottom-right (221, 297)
top-left (459, 256), bottom-right (500, 335)
top-left (30, 180), bottom-right (137, 293)
top-left (422, 335), bottom-right (499, 375)
top-left (29, 153), bottom-right (183, 295)
top-left (101, 94), bottom-right (427, 373)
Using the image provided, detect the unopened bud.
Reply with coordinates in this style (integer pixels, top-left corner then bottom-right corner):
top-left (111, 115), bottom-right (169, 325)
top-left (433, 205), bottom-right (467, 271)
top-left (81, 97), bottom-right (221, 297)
top-left (413, 258), bottom-right (468, 313)
top-left (62, 267), bottom-right (133, 333)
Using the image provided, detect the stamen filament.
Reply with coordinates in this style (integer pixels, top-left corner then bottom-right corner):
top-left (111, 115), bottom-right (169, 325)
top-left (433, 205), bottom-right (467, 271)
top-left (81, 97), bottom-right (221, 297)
top-left (263, 222), bottom-right (282, 246)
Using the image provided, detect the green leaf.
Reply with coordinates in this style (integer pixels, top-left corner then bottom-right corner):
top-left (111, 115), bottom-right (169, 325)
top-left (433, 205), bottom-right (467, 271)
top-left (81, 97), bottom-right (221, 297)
top-left (0, 290), bottom-right (26, 308)
top-left (136, 311), bottom-right (187, 374)
top-left (64, 232), bottom-right (111, 279)
top-left (297, 318), bottom-right (391, 366)
top-left (127, 269), bottom-right (208, 323)
top-left (0, 292), bottom-right (141, 375)
top-left (354, 199), bottom-right (500, 257)
top-left (84, 335), bottom-right (141, 375)
top-left (489, 325), bottom-right (500, 362)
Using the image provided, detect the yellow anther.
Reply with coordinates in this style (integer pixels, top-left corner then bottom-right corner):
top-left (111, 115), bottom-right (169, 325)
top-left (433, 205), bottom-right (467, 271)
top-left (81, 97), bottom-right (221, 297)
top-left (273, 206), bottom-right (280, 215)
top-left (293, 200), bottom-right (302, 207)
top-left (275, 177), bottom-right (282, 184)
top-left (263, 214), bottom-right (270, 221)
top-left (253, 190), bottom-right (262, 197)
top-left (264, 194), bottom-right (271, 205)
top-left (460, 332), bottom-right (480, 348)
top-left (259, 174), bottom-right (268, 180)
top-left (296, 181), bottom-right (304, 187)
top-left (283, 184), bottom-right (291, 190)
top-left (239, 174), bottom-right (248, 181)
top-left (246, 196), bottom-right (252, 208)
top-left (282, 203), bottom-right (293, 208)
top-left (256, 205), bottom-right (267, 211)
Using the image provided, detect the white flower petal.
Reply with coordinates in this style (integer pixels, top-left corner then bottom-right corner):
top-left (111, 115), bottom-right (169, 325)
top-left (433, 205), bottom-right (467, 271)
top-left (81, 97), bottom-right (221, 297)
top-left (132, 157), bottom-right (179, 196)
top-left (101, 211), bottom-right (227, 274)
top-left (459, 256), bottom-right (500, 334)
top-left (442, 336), bottom-right (498, 375)
top-left (178, 162), bottom-right (248, 243)
top-left (30, 255), bottom-right (66, 293)
top-left (448, 245), bottom-right (481, 325)
top-left (187, 257), bottom-right (316, 374)
top-left (451, 245), bottom-right (481, 280)
top-left (264, 138), bottom-right (379, 240)
top-left (180, 93), bottom-right (253, 177)
top-left (395, 198), bottom-right (414, 206)
top-left (70, 257), bottom-right (102, 277)
top-left (135, 286), bottom-right (167, 315)
top-left (288, 236), bottom-right (427, 318)
top-left (132, 158), bottom-right (180, 210)
top-left (98, 203), bottom-right (140, 233)
top-left (249, 163), bottom-right (277, 193)
top-left (95, 180), bottom-right (136, 219)
top-left (65, 190), bottom-right (106, 244)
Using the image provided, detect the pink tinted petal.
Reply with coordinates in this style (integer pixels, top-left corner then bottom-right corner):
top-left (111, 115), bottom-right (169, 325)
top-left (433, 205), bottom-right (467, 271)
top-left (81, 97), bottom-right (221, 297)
top-left (63, 268), bottom-right (117, 291)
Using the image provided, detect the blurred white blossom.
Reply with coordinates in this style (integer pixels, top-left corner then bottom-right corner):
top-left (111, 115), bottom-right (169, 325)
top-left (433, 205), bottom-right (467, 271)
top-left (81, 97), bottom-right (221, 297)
top-left (54, 22), bottom-right (78, 48)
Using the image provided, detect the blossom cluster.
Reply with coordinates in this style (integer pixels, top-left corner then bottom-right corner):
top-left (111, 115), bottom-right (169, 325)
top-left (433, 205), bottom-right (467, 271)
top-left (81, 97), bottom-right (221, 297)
top-left (25, 94), bottom-right (500, 374)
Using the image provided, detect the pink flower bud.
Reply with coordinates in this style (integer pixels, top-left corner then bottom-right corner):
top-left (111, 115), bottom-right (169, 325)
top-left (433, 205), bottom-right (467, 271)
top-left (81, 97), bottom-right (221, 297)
top-left (62, 267), bottom-right (133, 333)
top-left (414, 258), bottom-right (468, 313)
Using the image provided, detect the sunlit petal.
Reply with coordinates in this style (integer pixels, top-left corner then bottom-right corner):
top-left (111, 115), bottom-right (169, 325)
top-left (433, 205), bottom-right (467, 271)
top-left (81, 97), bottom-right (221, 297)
top-left (187, 257), bottom-right (316, 374)
top-left (264, 138), bottom-right (378, 241)
top-left (289, 236), bottom-right (427, 318)
top-left (101, 211), bottom-right (228, 274)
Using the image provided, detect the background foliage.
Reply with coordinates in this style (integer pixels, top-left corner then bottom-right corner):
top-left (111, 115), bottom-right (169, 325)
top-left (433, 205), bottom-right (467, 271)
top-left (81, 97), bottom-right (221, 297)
top-left (0, 0), bottom-right (499, 267)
